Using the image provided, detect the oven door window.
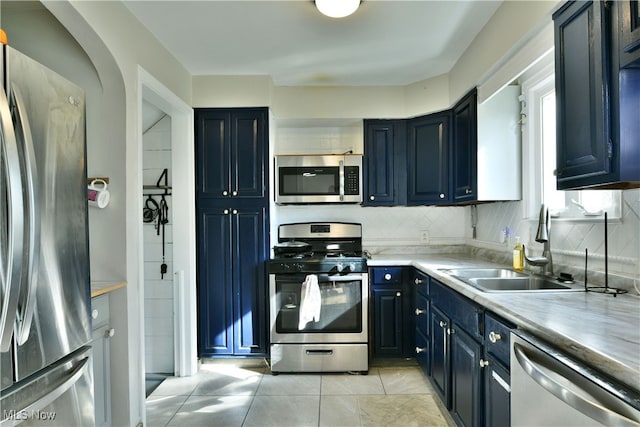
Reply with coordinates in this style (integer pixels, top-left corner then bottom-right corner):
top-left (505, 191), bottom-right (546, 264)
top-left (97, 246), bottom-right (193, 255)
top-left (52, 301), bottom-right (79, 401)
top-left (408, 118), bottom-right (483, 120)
top-left (278, 167), bottom-right (339, 196)
top-left (275, 275), bottom-right (362, 333)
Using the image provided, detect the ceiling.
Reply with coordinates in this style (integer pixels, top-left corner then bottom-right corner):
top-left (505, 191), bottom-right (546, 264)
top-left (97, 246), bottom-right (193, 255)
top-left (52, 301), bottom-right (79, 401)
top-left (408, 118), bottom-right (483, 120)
top-left (122, 0), bottom-right (502, 87)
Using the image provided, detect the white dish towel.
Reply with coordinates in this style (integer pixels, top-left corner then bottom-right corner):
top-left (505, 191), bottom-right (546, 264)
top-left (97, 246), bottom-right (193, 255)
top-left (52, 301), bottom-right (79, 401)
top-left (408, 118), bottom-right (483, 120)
top-left (298, 274), bottom-right (321, 330)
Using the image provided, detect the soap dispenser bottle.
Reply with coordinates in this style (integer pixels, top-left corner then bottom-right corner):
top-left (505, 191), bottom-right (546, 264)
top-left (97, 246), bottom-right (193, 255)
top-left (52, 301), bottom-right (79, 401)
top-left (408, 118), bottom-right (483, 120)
top-left (513, 237), bottom-right (524, 271)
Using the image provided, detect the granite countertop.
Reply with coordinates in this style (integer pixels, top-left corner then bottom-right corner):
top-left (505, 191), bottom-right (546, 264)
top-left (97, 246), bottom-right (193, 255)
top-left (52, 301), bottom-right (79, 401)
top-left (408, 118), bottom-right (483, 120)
top-left (91, 280), bottom-right (127, 298)
top-left (368, 254), bottom-right (640, 393)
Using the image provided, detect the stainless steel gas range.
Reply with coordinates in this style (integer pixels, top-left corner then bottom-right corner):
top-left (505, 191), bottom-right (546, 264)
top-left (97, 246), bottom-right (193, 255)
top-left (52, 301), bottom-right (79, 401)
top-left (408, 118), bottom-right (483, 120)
top-left (268, 222), bottom-right (368, 374)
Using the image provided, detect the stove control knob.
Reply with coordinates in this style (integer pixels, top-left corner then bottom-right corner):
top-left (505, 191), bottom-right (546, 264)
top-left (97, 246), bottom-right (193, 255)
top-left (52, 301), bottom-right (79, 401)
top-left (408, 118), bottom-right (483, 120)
top-left (349, 263), bottom-right (357, 272)
top-left (336, 263), bottom-right (344, 273)
top-left (294, 263), bottom-right (304, 272)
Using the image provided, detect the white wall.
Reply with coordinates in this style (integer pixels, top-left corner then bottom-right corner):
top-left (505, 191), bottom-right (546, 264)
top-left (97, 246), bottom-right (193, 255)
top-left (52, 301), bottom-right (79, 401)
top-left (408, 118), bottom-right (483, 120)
top-left (1, 1), bottom-right (126, 283)
top-left (142, 116), bottom-right (174, 374)
top-left (449, 1), bottom-right (561, 102)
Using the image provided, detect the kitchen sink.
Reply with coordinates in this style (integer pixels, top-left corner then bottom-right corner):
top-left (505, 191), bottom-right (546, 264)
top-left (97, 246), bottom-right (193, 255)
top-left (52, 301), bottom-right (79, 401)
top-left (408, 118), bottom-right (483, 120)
top-left (442, 268), bottom-right (528, 279)
top-left (439, 268), bottom-right (582, 293)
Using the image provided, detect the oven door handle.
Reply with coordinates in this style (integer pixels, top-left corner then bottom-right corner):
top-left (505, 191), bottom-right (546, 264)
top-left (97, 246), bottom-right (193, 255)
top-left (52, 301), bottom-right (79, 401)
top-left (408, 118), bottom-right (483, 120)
top-left (319, 273), bottom-right (363, 282)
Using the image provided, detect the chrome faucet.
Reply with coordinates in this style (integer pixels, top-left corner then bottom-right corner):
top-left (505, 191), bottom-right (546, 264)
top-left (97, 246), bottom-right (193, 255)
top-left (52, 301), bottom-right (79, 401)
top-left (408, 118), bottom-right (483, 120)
top-left (524, 204), bottom-right (554, 276)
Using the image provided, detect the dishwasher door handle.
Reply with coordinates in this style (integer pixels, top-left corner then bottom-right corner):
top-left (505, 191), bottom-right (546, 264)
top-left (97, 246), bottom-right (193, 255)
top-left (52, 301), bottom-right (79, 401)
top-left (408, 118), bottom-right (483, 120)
top-left (513, 343), bottom-right (640, 427)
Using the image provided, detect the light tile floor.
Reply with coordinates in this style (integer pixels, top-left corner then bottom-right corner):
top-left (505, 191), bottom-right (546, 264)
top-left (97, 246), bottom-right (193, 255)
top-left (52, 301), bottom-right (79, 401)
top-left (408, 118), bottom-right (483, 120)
top-left (146, 361), bottom-right (454, 427)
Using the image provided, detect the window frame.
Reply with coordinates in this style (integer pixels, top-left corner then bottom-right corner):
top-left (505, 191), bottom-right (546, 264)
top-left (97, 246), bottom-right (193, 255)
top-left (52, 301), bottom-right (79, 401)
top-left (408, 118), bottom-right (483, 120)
top-left (521, 61), bottom-right (621, 222)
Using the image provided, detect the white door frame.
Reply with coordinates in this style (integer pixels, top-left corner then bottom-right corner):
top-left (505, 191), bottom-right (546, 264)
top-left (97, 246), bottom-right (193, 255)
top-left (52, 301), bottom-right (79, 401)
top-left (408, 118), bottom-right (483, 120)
top-left (138, 67), bottom-right (197, 377)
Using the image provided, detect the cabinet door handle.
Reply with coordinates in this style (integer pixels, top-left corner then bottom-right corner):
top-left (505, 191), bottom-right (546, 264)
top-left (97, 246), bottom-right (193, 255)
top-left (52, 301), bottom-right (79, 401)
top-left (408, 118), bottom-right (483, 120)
top-left (384, 273), bottom-right (392, 281)
top-left (369, 195), bottom-right (375, 201)
top-left (414, 278), bottom-right (424, 285)
top-left (223, 209), bottom-right (229, 214)
top-left (439, 320), bottom-right (447, 328)
top-left (415, 308), bottom-right (427, 316)
top-left (232, 190), bottom-right (238, 196)
top-left (465, 188), bottom-right (473, 194)
top-left (232, 209), bottom-right (238, 215)
top-left (415, 346), bottom-right (427, 354)
top-left (489, 331), bottom-right (502, 343)
top-left (439, 193), bottom-right (446, 199)
top-left (447, 328), bottom-right (454, 335)
top-left (479, 359), bottom-right (489, 368)
top-left (222, 190), bottom-right (228, 196)
top-left (91, 309), bottom-right (99, 320)
top-left (105, 328), bottom-right (115, 339)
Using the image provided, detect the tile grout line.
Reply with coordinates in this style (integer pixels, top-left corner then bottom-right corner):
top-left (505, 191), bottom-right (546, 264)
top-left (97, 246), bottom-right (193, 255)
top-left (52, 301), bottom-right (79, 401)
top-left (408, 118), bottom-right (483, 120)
top-left (240, 369), bottom-right (264, 427)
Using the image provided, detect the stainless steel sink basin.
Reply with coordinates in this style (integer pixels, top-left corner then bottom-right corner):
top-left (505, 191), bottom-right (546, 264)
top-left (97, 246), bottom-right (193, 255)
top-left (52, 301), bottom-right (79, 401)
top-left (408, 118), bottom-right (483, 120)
top-left (467, 277), bottom-right (579, 292)
top-left (442, 268), bottom-right (528, 279)
top-left (439, 268), bottom-right (582, 293)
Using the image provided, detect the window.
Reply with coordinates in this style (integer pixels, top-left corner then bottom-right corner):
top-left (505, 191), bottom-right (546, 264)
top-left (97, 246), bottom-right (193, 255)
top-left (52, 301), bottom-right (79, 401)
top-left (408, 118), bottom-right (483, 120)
top-left (522, 62), bottom-right (621, 220)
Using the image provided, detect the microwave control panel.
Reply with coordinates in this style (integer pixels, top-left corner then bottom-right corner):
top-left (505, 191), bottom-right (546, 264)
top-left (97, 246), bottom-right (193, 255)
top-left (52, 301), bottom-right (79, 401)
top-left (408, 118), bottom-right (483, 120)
top-left (345, 167), bottom-right (360, 195)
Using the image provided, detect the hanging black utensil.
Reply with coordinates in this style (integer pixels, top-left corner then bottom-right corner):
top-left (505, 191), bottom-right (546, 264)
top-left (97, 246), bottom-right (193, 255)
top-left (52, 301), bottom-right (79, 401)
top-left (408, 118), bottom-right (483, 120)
top-left (143, 196), bottom-right (159, 223)
top-left (159, 195), bottom-right (169, 278)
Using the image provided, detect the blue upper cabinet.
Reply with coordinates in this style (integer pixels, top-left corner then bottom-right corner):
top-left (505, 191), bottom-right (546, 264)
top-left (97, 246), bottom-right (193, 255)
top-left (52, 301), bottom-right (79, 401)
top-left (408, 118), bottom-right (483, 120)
top-left (364, 112), bottom-right (453, 206)
top-left (363, 120), bottom-right (407, 205)
top-left (195, 108), bottom-right (267, 200)
top-left (619, 0), bottom-right (640, 68)
top-left (554, 1), bottom-right (640, 189)
top-left (553, 1), bottom-right (611, 189)
top-left (407, 112), bottom-right (452, 205)
top-left (452, 89), bottom-right (478, 203)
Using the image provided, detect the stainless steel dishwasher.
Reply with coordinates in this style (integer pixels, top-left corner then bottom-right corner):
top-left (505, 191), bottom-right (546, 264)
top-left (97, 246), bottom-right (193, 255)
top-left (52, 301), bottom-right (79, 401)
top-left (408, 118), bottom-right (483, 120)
top-left (511, 331), bottom-right (640, 426)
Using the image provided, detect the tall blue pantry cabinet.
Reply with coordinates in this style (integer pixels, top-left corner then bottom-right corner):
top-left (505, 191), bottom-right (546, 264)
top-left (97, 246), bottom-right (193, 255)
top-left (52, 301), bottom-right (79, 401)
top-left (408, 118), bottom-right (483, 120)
top-left (195, 108), bottom-right (269, 357)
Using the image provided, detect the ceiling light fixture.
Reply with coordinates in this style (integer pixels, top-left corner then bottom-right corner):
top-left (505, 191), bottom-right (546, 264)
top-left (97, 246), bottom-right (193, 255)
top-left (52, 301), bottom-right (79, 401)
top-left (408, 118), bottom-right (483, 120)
top-left (315, 0), bottom-right (361, 18)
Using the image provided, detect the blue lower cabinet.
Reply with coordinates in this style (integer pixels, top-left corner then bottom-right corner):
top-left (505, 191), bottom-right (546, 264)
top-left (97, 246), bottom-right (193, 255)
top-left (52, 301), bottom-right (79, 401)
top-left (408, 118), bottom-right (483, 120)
top-left (197, 204), bottom-right (268, 357)
top-left (414, 290), bottom-right (430, 372)
top-left (415, 328), bottom-right (430, 376)
top-left (451, 325), bottom-right (483, 427)
top-left (484, 356), bottom-right (510, 427)
top-left (370, 267), bottom-right (415, 358)
top-left (371, 286), bottom-right (404, 356)
top-left (430, 305), bottom-right (450, 406)
top-left (429, 279), bottom-right (487, 427)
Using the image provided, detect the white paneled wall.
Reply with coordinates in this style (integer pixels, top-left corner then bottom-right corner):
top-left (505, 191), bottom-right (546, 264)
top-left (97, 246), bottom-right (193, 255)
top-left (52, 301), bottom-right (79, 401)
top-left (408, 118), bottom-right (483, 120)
top-left (142, 116), bottom-right (174, 374)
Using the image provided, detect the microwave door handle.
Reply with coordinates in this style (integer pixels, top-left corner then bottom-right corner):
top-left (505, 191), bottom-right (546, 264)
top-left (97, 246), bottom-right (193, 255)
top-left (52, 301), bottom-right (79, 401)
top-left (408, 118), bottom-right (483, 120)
top-left (0, 85), bottom-right (25, 352)
top-left (10, 84), bottom-right (40, 346)
top-left (339, 160), bottom-right (344, 201)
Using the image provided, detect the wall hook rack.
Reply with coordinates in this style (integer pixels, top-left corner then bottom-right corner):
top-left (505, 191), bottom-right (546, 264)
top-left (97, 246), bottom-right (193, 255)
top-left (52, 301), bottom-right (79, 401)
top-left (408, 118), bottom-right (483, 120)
top-left (143, 168), bottom-right (172, 197)
top-left (142, 168), bottom-right (171, 279)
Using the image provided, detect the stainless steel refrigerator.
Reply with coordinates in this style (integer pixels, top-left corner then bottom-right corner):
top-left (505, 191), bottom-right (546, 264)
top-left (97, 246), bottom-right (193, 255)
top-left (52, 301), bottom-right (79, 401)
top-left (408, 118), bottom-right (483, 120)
top-left (1, 41), bottom-right (94, 425)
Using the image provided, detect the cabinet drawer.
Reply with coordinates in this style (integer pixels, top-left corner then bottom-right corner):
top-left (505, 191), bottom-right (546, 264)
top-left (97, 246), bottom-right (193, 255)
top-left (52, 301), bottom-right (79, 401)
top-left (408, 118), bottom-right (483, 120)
top-left (371, 267), bottom-right (404, 285)
top-left (413, 269), bottom-right (429, 297)
top-left (91, 294), bottom-right (110, 330)
top-left (415, 292), bottom-right (429, 337)
top-left (484, 312), bottom-right (513, 368)
top-left (415, 328), bottom-right (429, 375)
top-left (431, 279), bottom-right (482, 340)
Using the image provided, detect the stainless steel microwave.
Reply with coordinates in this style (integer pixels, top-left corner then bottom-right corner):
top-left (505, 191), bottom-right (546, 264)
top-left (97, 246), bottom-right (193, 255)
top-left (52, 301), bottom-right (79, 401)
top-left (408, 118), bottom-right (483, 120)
top-left (275, 155), bottom-right (363, 204)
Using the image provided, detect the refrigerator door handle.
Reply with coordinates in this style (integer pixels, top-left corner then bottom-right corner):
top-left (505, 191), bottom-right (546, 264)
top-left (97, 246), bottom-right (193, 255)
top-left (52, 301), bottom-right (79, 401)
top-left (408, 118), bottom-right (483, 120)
top-left (0, 85), bottom-right (24, 353)
top-left (9, 84), bottom-right (40, 346)
top-left (1, 355), bottom-right (90, 425)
